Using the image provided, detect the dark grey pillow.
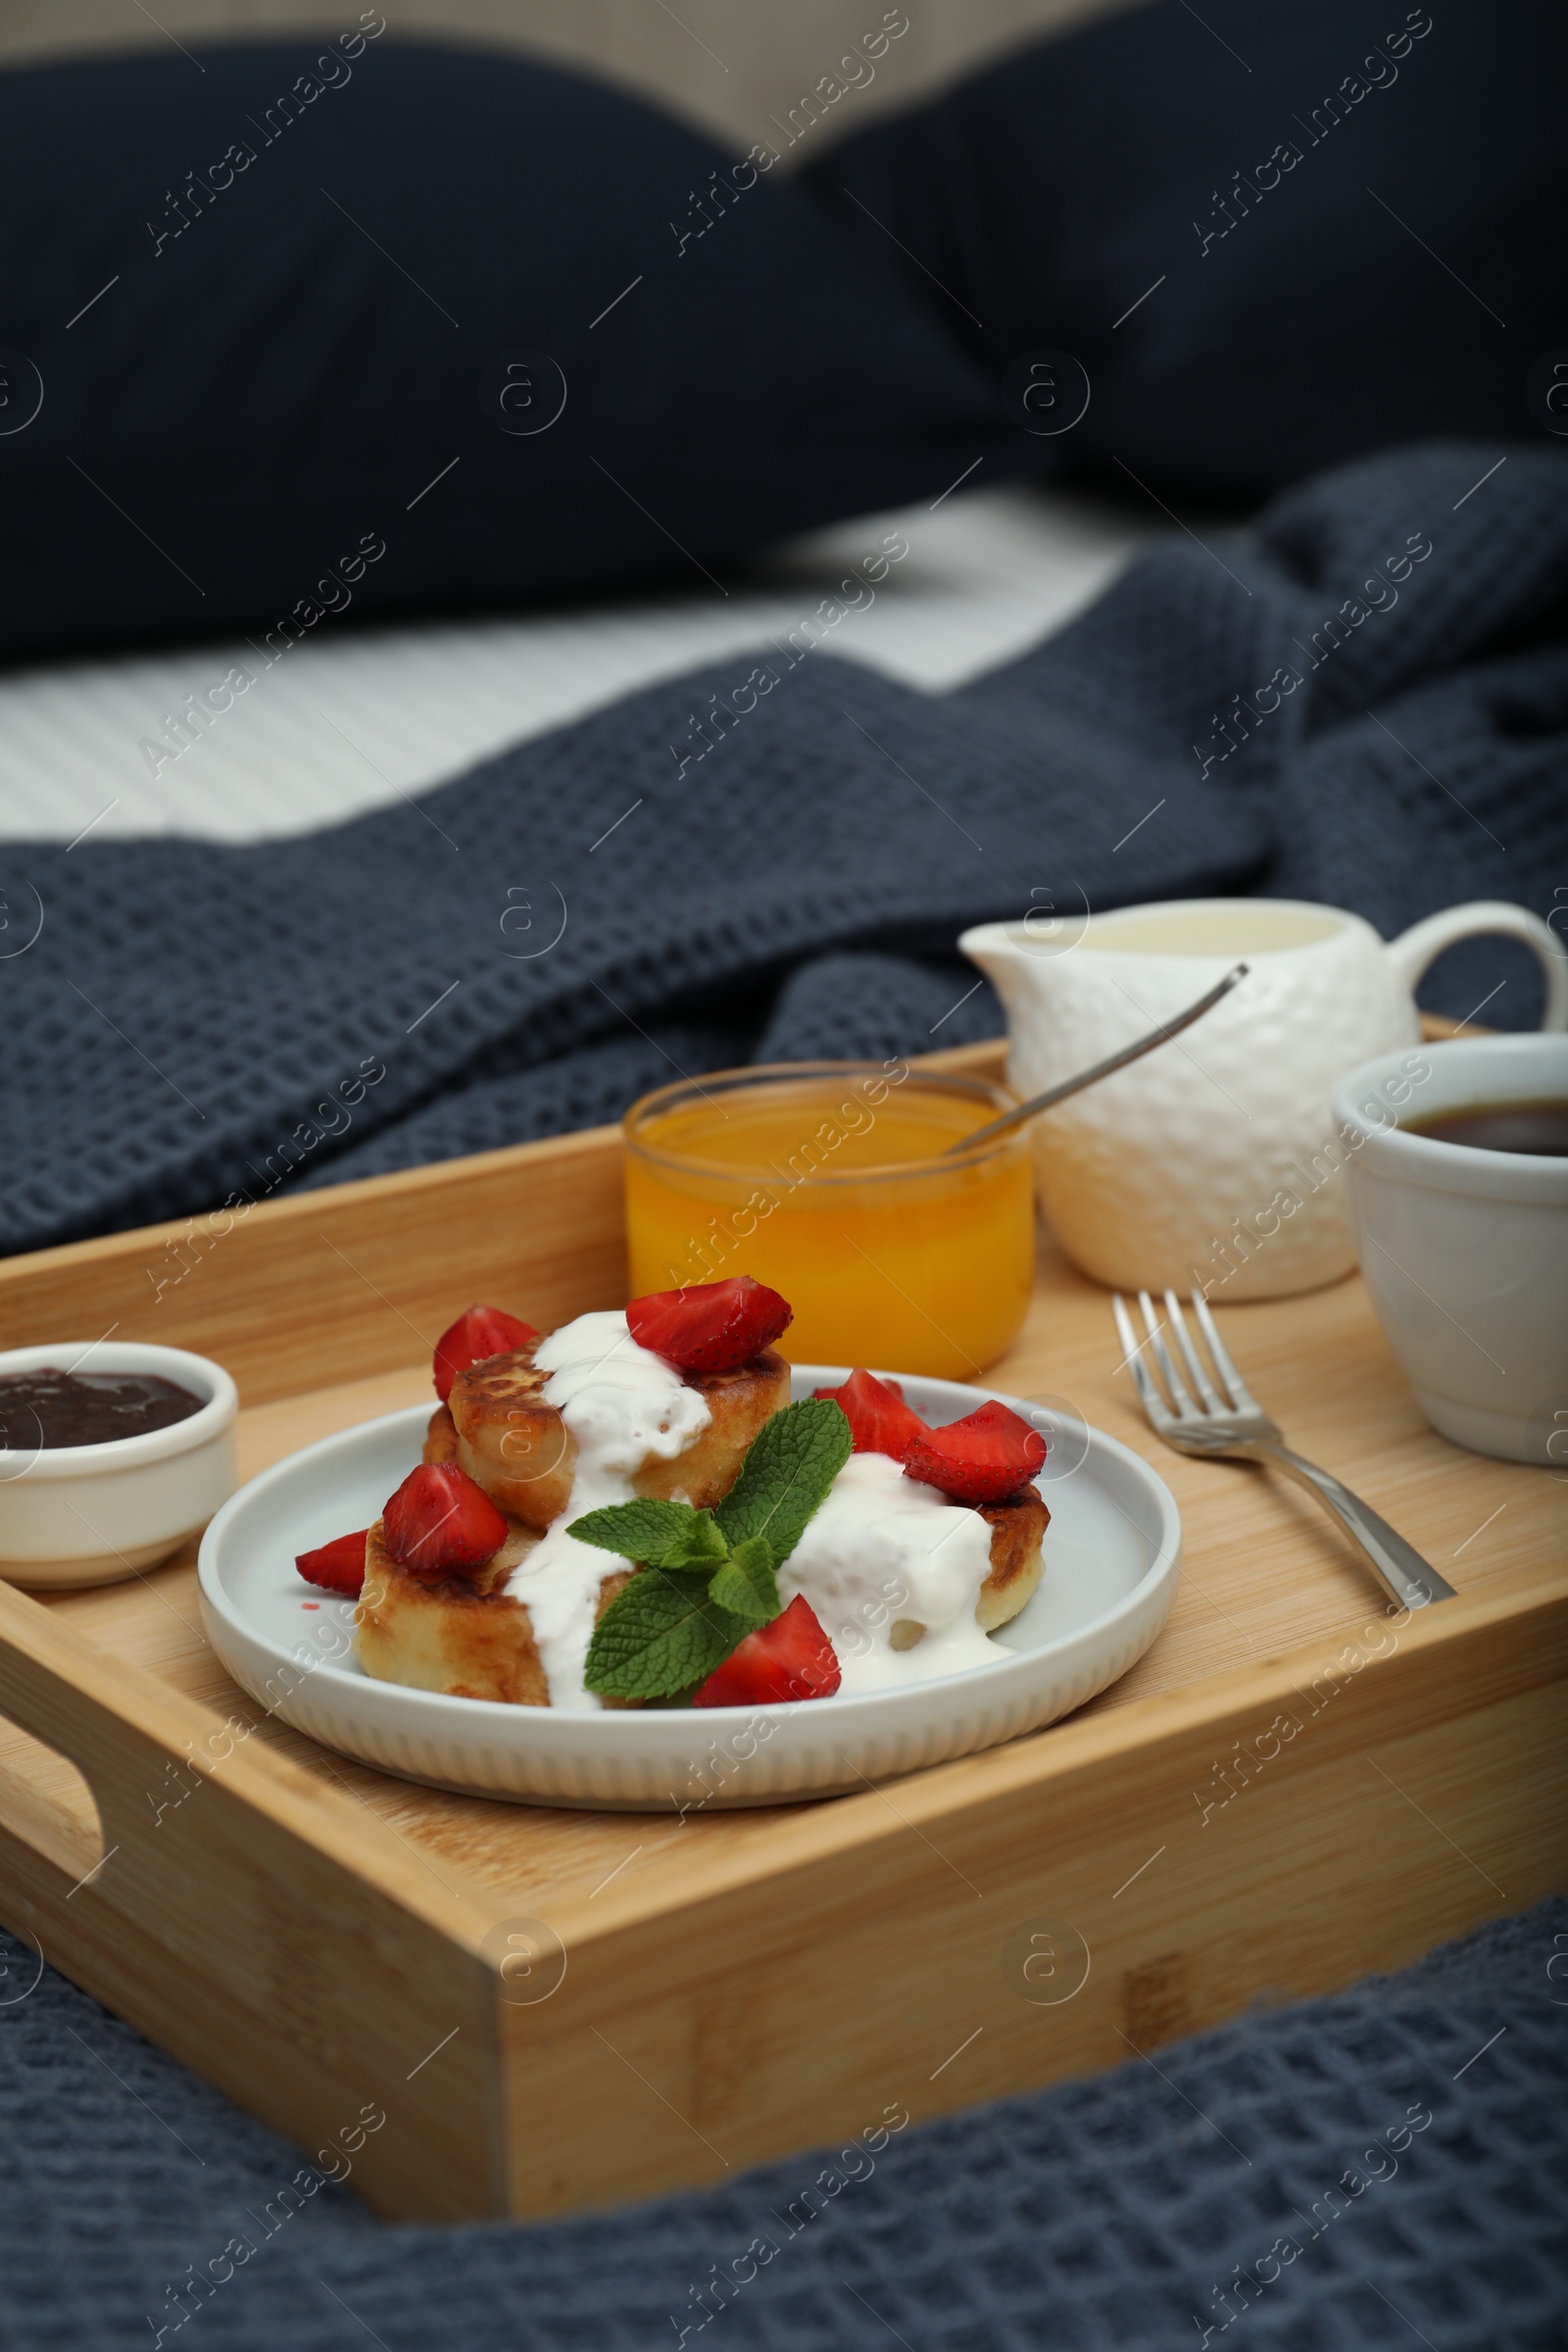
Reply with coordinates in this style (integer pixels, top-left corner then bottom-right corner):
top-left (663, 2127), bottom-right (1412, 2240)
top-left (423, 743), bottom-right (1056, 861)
top-left (805, 0), bottom-right (1566, 496)
top-left (0, 31), bottom-right (1010, 662)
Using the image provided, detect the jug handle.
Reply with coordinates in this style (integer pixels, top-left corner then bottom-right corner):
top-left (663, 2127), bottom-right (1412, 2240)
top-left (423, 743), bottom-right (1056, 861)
top-left (1384, 901), bottom-right (1568, 1031)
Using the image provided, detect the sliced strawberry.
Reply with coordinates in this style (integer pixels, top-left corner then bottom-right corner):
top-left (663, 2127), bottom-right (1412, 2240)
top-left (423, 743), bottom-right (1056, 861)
top-left (811, 1367), bottom-right (928, 1460)
top-left (295, 1529), bottom-right (369, 1597)
top-left (382, 1463), bottom-right (508, 1582)
top-left (626, 1275), bottom-right (792, 1374)
top-left (433, 1303), bottom-right (538, 1402)
top-left (903, 1399), bottom-right (1048, 1506)
top-left (693, 1593), bottom-right (841, 1707)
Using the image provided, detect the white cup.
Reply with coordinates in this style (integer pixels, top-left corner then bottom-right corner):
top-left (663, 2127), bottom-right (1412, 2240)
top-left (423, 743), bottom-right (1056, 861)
top-left (960, 897), bottom-right (1568, 1298)
top-left (1333, 1035), bottom-right (1568, 1465)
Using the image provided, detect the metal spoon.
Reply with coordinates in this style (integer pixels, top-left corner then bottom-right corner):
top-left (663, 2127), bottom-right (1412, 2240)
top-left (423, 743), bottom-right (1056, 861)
top-left (946, 962), bottom-right (1250, 1153)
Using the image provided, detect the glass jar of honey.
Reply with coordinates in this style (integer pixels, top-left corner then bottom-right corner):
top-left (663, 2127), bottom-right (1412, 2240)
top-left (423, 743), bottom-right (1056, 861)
top-left (622, 1061), bottom-right (1035, 1379)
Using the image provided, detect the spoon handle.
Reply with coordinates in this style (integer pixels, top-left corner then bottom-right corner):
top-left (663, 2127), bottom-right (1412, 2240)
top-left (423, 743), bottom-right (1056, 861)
top-left (949, 962), bottom-right (1250, 1154)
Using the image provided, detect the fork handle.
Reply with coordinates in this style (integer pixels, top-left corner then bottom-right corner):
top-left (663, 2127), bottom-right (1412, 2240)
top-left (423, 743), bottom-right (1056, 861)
top-left (1250, 1441), bottom-right (1456, 1611)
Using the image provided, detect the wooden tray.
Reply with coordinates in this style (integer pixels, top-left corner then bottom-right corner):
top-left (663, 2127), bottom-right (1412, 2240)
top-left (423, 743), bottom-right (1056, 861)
top-left (0, 1039), bottom-right (1563, 2223)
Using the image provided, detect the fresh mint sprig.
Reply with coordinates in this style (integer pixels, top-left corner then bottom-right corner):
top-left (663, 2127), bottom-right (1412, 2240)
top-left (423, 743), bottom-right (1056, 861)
top-left (568, 1497), bottom-right (727, 1572)
top-left (713, 1396), bottom-right (853, 1563)
top-left (578, 1568), bottom-right (753, 1703)
top-left (707, 1533), bottom-right (779, 1625)
top-left (573, 1398), bottom-right (851, 1700)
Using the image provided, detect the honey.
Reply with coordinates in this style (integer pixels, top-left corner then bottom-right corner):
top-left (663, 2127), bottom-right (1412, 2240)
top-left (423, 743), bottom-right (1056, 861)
top-left (622, 1062), bottom-right (1035, 1379)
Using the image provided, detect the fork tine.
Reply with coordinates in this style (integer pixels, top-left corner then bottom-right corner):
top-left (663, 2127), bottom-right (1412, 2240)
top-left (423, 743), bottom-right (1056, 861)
top-left (1164, 1290), bottom-right (1225, 1412)
top-left (1112, 1293), bottom-right (1174, 1429)
top-left (1138, 1289), bottom-right (1200, 1419)
top-left (1190, 1290), bottom-right (1263, 1413)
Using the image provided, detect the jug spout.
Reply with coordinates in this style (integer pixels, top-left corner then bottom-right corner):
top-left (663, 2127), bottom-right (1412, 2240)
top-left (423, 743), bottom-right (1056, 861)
top-left (958, 920), bottom-right (1039, 1023)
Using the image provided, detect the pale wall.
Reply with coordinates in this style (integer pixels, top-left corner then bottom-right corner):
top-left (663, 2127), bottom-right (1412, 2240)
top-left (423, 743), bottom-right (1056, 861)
top-left (0, 0), bottom-right (1140, 153)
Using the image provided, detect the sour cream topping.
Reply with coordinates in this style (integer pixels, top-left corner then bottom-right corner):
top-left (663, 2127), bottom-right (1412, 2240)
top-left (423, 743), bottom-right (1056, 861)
top-left (534, 1308), bottom-right (711, 1471)
top-left (498, 1323), bottom-right (1023, 1710)
top-left (778, 1451), bottom-right (1001, 1694)
top-left (506, 1310), bottom-right (711, 1710)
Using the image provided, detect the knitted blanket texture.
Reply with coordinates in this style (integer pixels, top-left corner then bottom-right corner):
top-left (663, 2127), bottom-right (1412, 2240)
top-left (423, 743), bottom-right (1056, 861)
top-left (2, 440), bottom-right (1567, 2345)
top-left (2, 442), bottom-right (1565, 1255)
top-left (1, 1899), bottom-right (1563, 2349)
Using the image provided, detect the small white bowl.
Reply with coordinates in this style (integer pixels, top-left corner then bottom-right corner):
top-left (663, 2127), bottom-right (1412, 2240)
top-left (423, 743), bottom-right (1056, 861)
top-left (1334, 1035), bottom-right (1568, 1464)
top-left (0, 1342), bottom-right (238, 1589)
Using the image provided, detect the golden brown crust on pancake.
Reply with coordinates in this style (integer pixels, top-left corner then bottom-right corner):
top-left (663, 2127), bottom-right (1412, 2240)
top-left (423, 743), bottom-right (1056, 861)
top-left (449, 1338), bottom-right (789, 1529)
top-left (975, 1487), bottom-right (1050, 1632)
top-left (356, 1519), bottom-right (631, 1706)
top-left (422, 1403), bottom-right (459, 1464)
top-left (637, 1348), bottom-right (791, 1505)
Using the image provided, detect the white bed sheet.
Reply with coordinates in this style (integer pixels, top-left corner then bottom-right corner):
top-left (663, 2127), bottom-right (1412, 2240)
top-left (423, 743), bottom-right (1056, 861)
top-left (0, 482), bottom-right (1151, 846)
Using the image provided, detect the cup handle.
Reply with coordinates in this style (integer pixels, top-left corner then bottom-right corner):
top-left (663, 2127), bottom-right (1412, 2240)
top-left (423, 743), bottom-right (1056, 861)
top-left (1384, 900), bottom-right (1568, 1031)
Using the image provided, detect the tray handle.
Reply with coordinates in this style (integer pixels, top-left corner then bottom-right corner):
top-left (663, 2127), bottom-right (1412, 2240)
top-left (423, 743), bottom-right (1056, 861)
top-left (0, 1578), bottom-right (494, 1940)
top-left (0, 1579), bottom-right (515, 2220)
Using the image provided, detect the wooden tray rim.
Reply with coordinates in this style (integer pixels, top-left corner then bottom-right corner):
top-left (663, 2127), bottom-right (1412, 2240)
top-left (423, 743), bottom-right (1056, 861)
top-left (6, 1562), bottom-right (1563, 1961)
top-left (0, 1012), bottom-right (1544, 1964)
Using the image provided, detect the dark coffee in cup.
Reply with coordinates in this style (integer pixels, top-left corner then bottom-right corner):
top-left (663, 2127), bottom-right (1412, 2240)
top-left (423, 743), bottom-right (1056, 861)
top-left (1405, 1099), bottom-right (1568, 1155)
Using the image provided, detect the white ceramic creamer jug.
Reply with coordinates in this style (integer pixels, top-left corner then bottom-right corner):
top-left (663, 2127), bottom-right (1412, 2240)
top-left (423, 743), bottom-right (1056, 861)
top-left (959, 897), bottom-right (1568, 1299)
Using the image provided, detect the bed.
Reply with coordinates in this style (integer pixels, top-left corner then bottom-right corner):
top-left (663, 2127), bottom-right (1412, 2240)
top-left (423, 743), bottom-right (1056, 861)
top-left (0, 482), bottom-right (1146, 846)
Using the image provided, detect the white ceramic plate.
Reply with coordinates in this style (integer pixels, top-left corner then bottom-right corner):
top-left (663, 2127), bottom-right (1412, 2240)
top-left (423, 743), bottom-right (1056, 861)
top-left (198, 1370), bottom-right (1181, 1809)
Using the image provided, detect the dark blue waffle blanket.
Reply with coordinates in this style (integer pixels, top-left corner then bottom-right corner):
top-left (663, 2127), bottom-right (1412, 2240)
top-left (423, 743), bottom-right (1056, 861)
top-left (2, 440), bottom-right (1566, 1257)
top-left (1, 1898), bottom-right (1564, 2349)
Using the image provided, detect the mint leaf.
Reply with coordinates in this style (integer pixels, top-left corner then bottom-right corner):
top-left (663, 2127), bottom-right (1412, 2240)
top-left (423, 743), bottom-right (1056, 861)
top-left (567, 1498), bottom-right (726, 1570)
top-left (669, 1511), bottom-right (731, 1568)
top-left (579, 1402), bottom-right (850, 1698)
top-left (584, 1567), bottom-right (751, 1700)
top-left (714, 1397), bottom-right (852, 1566)
top-left (707, 1533), bottom-right (777, 1625)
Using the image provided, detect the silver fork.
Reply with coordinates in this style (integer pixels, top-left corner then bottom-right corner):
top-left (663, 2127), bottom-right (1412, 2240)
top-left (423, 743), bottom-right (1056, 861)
top-left (1113, 1289), bottom-right (1454, 1613)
